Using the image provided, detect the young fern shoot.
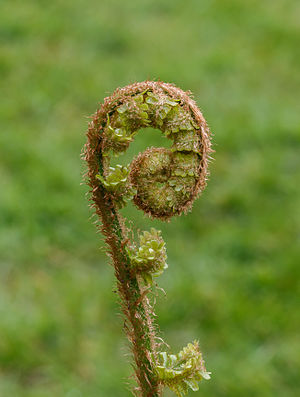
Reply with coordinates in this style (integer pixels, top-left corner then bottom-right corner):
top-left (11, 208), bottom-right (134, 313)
top-left (84, 81), bottom-right (212, 397)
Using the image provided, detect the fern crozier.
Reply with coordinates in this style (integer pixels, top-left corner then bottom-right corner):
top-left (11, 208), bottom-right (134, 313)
top-left (84, 80), bottom-right (212, 397)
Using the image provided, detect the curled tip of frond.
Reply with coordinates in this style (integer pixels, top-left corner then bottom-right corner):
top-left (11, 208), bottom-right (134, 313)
top-left (85, 80), bottom-right (212, 221)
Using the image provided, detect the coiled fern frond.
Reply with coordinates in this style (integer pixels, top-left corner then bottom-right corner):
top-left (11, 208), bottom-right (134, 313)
top-left (84, 81), bottom-right (212, 396)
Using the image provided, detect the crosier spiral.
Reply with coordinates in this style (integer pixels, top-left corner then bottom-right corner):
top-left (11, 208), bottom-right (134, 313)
top-left (84, 81), bottom-right (212, 397)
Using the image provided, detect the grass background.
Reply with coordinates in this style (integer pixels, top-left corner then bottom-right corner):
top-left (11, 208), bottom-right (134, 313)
top-left (0, 0), bottom-right (299, 396)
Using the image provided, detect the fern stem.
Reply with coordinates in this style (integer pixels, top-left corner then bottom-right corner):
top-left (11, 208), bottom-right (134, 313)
top-left (93, 184), bottom-right (161, 396)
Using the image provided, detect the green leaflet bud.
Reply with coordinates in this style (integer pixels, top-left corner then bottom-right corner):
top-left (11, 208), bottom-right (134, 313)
top-left (152, 341), bottom-right (211, 397)
top-left (126, 228), bottom-right (167, 284)
top-left (96, 165), bottom-right (136, 208)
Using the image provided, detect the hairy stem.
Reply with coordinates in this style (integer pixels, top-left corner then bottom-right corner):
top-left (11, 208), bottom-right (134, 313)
top-left (93, 184), bottom-right (161, 396)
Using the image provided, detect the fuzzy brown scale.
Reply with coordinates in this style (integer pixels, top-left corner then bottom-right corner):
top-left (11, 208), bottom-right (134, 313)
top-left (84, 81), bottom-right (212, 397)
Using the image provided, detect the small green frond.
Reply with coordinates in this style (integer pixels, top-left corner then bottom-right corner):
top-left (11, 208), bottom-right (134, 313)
top-left (96, 164), bottom-right (129, 190)
top-left (126, 228), bottom-right (167, 284)
top-left (152, 341), bottom-right (211, 396)
top-left (96, 165), bottom-right (136, 208)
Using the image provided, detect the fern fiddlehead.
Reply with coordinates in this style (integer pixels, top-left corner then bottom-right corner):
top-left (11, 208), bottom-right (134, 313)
top-left (84, 81), bottom-right (212, 396)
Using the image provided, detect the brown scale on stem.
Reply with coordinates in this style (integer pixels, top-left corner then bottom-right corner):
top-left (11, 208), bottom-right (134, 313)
top-left (84, 81), bottom-right (212, 397)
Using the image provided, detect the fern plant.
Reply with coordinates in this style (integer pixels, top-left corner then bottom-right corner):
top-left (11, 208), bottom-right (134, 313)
top-left (84, 81), bottom-right (212, 396)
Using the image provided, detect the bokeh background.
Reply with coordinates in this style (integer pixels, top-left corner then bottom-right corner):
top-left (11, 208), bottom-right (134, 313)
top-left (1, 1), bottom-right (299, 396)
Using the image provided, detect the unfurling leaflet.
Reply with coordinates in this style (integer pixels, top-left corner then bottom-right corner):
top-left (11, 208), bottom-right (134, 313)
top-left (84, 81), bottom-right (212, 396)
top-left (126, 228), bottom-right (168, 286)
top-left (152, 341), bottom-right (211, 397)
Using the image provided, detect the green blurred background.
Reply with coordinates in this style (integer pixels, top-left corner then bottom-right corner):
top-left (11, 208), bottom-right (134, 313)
top-left (1, 0), bottom-right (299, 396)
